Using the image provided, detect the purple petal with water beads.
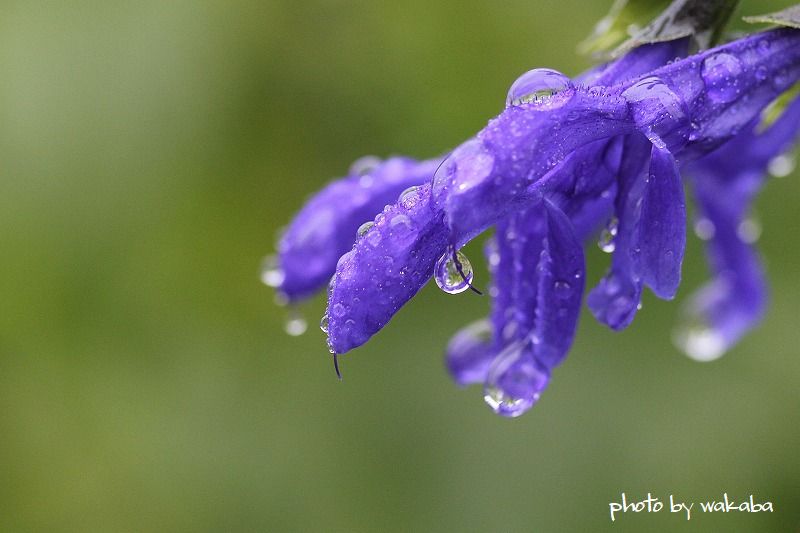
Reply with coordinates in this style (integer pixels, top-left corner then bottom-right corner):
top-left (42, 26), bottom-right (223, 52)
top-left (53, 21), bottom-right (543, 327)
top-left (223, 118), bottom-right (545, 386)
top-left (267, 156), bottom-right (441, 302)
top-left (479, 201), bottom-right (583, 416)
top-left (587, 136), bottom-right (651, 330)
top-left (328, 28), bottom-right (800, 356)
top-left (637, 145), bottom-right (686, 299)
top-left (532, 201), bottom-right (586, 369)
top-left (324, 181), bottom-right (450, 354)
top-left (676, 94), bottom-right (800, 360)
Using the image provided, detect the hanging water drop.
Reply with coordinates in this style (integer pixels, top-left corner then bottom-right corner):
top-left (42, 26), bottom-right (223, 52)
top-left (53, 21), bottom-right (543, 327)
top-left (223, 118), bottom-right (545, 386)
top-left (398, 185), bottom-right (419, 205)
top-left (673, 317), bottom-right (726, 362)
top-left (483, 342), bottom-right (549, 417)
top-left (260, 254), bottom-right (285, 288)
top-left (737, 218), bottom-right (762, 243)
top-left (284, 310), bottom-right (308, 336)
top-left (434, 249), bottom-right (474, 294)
top-left (597, 216), bottom-right (619, 253)
top-left (357, 221), bottom-right (374, 238)
top-left (349, 155), bottom-right (382, 177)
top-left (506, 68), bottom-right (572, 108)
top-left (319, 314), bottom-right (329, 334)
top-left (768, 153), bottom-right (795, 178)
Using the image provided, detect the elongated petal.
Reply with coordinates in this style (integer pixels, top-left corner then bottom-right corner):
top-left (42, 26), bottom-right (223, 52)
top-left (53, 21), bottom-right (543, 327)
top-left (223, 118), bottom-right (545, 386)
top-left (324, 182), bottom-right (449, 353)
top-left (533, 201), bottom-right (586, 368)
top-left (274, 156), bottom-right (441, 301)
top-left (677, 94), bottom-right (800, 358)
top-left (588, 135), bottom-right (651, 330)
top-left (637, 145), bottom-right (686, 299)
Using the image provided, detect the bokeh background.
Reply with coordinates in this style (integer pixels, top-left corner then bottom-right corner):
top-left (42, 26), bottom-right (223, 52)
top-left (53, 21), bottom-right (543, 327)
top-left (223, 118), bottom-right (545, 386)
top-left (1, 1), bottom-right (798, 531)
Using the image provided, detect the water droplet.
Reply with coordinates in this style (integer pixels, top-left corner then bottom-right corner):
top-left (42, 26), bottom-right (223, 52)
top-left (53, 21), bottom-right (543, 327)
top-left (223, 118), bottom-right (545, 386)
top-left (349, 155), bottom-right (381, 177)
top-left (332, 303), bottom-right (346, 317)
top-left (701, 53), bottom-right (743, 103)
top-left (398, 185), bottom-right (419, 205)
top-left (693, 218), bottom-right (716, 240)
top-left (597, 216), bottom-right (618, 253)
top-left (260, 255), bottom-right (285, 287)
top-left (673, 318), bottom-right (726, 362)
top-left (366, 230), bottom-right (382, 247)
top-left (755, 65), bottom-right (768, 82)
top-left (768, 153), bottom-right (795, 178)
top-left (622, 76), bottom-right (690, 151)
top-left (433, 139), bottom-right (495, 197)
top-left (737, 218), bottom-right (761, 243)
top-left (483, 342), bottom-right (549, 417)
top-left (506, 68), bottom-right (572, 108)
top-left (773, 69), bottom-right (792, 91)
top-left (319, 314), bottom-right (329, 333)
top-left (357, 221), bottom-right (374, 238)
top-left (434, 249), bottom-right (474, 294)
top-left (284, 311), bottom-right (307, 336)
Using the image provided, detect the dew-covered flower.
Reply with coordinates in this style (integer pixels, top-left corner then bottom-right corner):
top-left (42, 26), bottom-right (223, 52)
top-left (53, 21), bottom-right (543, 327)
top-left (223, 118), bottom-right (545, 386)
top-left (263, 4), bottom-right (800, 416)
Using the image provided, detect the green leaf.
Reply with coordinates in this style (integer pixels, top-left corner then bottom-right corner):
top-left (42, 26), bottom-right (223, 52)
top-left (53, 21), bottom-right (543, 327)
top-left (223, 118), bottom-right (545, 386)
top-left (743, 5), bottom-right (800, 30)
top-left (578, 0), bottom-right (670, 56)
top-left (759, 82), bottom-right (800, 132)
top-left (580, 0), bottom-right (740, 58)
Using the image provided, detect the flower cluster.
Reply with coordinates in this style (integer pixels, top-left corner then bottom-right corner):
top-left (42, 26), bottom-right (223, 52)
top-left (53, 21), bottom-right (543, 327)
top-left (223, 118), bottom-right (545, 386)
top-left (263, 23), bottom-right (800, 417)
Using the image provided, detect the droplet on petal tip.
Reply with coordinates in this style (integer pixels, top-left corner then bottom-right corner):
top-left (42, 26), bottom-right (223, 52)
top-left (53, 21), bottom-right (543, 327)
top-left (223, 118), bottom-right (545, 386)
top-left (260, 254), bottom-right (285, 288)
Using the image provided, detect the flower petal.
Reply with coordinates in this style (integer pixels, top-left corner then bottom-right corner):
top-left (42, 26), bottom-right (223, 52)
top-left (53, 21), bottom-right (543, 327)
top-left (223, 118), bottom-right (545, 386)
top-left (588, 135), bottom-right (651, 330)
top-left (324, 182), bottom-right (450, 354)
top-left (637, 144), bottom-right (686, 299)
top-left (275, 156), bottom-right (441, 301)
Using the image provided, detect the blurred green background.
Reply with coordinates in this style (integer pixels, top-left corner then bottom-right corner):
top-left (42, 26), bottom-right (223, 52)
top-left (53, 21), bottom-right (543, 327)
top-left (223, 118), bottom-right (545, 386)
top-left (0, 1), bottom-right (798, 531)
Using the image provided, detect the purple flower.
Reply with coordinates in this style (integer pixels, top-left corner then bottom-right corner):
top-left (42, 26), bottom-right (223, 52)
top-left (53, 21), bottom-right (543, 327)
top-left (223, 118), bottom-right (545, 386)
top-left (266, 27), bottom-right (800, 416)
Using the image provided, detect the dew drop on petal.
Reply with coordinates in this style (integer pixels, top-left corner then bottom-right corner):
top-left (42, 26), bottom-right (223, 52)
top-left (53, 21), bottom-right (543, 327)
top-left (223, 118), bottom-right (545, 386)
top-left (260, 254), bottom-right (285, 288)
top-left (434, 249), bottom-right (474, 294)
top-left (398, 185), bottom-right (419, 205)
top-left (597, 216), bottom-right (618, 253)
top-left (768, 153), bottom-right (795, 178)
top-left (284, 310), bottom-right (308, 336)
top-left (622, 76), bottom-right (689, 151)
top-left (701, 53), bottom-right (743, 103)
top-left (357, 221), bottom-right (374, 238)
top-left (506, 68), bottom-right (572, 108)
top-left (319, 314), bottom-right (329, 334)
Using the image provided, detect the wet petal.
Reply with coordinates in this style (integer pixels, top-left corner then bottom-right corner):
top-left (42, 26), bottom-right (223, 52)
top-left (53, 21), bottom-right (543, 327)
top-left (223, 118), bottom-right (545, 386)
top-left (274, 156), bottom-right (441, 301)
top-left (588, 135), bottom-right (651, 330)
top-left (532, 201), bottom-right (586, 368)
top-left (637, 145), bottom-right (686, 299)
top-left (677, 94), bottom-right (800, 357)
top-left (325, 182), bottom-right (450, 354)
top-left (484, 341), bottom-right (550, 418)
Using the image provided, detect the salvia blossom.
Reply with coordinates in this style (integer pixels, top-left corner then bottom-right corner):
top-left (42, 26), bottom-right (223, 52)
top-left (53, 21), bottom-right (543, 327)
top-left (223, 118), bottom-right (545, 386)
top-left (263, 10), bottom-right (800, 417)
